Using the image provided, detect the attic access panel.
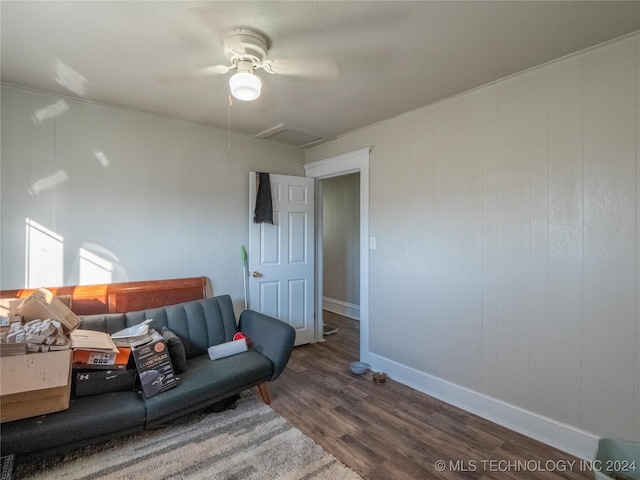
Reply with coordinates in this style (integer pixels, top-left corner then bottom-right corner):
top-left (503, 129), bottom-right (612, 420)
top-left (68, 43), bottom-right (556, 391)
top-left (255, 124), bottom-right (331, 148)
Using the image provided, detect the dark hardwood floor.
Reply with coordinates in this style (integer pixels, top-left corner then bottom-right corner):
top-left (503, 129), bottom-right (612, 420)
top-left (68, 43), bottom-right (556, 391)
top-left (269, 311), bottom-right (593, 480)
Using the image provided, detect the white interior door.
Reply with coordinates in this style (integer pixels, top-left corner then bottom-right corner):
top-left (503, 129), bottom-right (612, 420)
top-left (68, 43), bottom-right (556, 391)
top-left (249, 172), bottom-right (315, 345)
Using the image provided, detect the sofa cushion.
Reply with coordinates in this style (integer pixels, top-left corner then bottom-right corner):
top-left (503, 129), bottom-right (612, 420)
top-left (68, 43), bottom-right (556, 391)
top-left (79, 313), bottom-right (127, 334)
top-left (143, 350), bottom-right (273, 425)
top-left (124, 296), bottom-right (238, 359)
top-left (161, 327), bottom-right (187, 373)
top-left (1, 391), bottom-right (145, 456)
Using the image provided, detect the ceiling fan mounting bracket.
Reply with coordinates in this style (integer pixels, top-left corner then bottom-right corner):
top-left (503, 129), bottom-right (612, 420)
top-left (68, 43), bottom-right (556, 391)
top-left (224, 28), bottom-right (269, 67)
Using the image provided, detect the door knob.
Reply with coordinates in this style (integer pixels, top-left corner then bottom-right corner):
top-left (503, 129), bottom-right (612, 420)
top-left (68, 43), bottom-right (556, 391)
top-left (252, 271), bottom-right (262, 278)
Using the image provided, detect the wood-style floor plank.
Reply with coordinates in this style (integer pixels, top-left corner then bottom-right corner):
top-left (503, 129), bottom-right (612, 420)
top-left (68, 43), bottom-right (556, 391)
top-left (269, 311), bottom-right (593, 480)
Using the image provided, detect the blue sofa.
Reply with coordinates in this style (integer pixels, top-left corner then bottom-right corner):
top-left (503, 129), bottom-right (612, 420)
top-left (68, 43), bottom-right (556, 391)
top-left (1, 295), bottom-right (295, 460)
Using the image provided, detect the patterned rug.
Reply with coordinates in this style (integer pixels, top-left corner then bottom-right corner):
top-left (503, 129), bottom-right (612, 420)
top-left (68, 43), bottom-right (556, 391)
top-left (12, 392), bottom-right (362, 480)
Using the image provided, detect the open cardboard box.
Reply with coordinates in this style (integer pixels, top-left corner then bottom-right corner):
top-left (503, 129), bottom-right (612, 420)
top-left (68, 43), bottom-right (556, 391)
top-left (1, 349), bottom-right (72, 422)
top-left (70, 329), bottom-right (130, 369)
top-left (16, 288), bottom-right (79, 333)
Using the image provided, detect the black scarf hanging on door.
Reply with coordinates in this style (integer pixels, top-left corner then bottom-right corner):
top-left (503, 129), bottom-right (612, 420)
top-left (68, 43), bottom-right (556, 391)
top-left (253, 172), bottom-right (273, 224)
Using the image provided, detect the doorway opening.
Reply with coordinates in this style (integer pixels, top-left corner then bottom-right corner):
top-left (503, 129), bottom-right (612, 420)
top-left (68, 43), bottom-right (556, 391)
top-left (304, 147), bottom-right (370, 363)
top-left (320, 172), bottom-right (360, 338)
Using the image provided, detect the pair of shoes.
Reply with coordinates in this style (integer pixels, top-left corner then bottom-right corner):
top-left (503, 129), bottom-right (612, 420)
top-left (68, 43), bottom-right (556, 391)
top-left (323, 325), bottom-right (338, 336)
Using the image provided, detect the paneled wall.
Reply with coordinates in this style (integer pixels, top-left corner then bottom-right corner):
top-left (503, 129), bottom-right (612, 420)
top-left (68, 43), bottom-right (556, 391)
top-left (306, 34), bottom-right (640, 448)
top-left (322, 173), bottom-right (360, 314)
top-left (0, 85), bottom-right (304, 310)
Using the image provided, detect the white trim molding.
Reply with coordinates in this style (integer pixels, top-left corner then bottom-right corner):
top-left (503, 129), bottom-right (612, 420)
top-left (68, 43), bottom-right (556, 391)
top-left (323, 297), bottom-right (360, 321)
top-left (304, 147), bottom-right (371, 360)
top-left (367, 353), bottom-right (599, 461)
top-left (304, 147), bottom-right (371, 179)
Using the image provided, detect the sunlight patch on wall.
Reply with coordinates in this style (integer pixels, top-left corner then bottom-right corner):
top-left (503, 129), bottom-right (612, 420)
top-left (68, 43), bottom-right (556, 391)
top-left (93, 151), bottom-right (109, 167)
top-left (79, 247), bottom-right (113, 285)
top-left (31, 99), bottom-right (69, 124)
top-left (25, 218), bottom-right (63, 288)
top-left (28, 169), bottom-right (69, 195)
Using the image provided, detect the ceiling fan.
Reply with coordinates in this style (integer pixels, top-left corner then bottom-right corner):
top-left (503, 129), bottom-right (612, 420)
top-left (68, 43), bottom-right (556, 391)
top-left (162, 26), bottom-right (339, 102)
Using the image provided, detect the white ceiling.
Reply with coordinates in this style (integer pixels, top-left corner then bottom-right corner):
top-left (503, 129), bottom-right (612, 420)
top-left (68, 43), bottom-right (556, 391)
top-left (2, 1), bottom-right (639, 147)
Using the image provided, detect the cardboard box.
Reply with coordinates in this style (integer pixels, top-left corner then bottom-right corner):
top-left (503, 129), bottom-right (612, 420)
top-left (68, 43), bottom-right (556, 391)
top-left (0, 315), bottom-right (11, 337)
top-left (0, 298), bottom-right (21, 318)
top-left (132, 330), bottom-right (177, 398)
top-left (70, 329), bottom-right (127, 369)
top-left (72, 346), bottom-right (131, 370)
top-left (70, 329), bottom-right (118, 352)
top-left (17, 288), bottom-right (79, 333)
top-left (73, 369), bottom-right (137, 397)
top-left (0, 349), bottom-right (72, 422)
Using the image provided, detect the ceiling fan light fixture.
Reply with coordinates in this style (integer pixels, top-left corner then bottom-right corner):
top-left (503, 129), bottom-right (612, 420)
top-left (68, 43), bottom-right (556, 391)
top-left (229, 72), bottom-right (261, 101)
top-left (229, 60), bottom-right (261, 101)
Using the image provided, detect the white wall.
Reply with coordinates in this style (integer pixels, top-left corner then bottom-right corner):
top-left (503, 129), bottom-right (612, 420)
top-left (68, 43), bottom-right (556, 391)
top-left (322, 173), bottom-right (360, 316)
top-left (0, 85), bottom-right (305, 313)
top-left (306, 34), bottom-right (640, 456)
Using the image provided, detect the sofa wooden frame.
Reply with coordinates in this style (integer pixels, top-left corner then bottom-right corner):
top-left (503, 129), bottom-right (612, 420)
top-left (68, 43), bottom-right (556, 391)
top-left (0, 276), bottom-right (210, 315)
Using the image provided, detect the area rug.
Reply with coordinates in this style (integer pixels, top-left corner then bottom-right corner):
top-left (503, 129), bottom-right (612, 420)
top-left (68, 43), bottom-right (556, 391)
top-left (13, 392), bottom-right (362, 480)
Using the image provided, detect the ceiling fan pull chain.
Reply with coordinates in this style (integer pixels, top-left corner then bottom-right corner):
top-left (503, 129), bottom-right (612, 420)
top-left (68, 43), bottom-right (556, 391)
top-left (227, 93), bottom-right (233, 164)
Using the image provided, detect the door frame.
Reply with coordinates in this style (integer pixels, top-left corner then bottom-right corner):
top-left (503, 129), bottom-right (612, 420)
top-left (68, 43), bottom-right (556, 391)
top-left (303, 147), bottom-right (370, 362)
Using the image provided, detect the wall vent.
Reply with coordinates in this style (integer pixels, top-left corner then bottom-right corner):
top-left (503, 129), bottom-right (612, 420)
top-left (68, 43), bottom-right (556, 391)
top-left (254, 124), bottom-right (331, 148)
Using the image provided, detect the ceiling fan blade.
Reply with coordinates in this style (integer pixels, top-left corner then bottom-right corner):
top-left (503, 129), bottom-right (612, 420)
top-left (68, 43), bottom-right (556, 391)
top-left (189, 5), bottom-right (236, 46)
top-left (203, 64), bottom-right (233, 75)
top-left (263, 57), bottom-right (339, 80)
top-left (157, 64), bottom-right (232, 85)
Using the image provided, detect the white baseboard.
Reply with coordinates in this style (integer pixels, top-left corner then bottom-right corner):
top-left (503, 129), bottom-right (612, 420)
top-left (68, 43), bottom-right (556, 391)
top-left (323, 297), bottom-right (360, 320)
top-left (362, 352), bottom-right (599, 461)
